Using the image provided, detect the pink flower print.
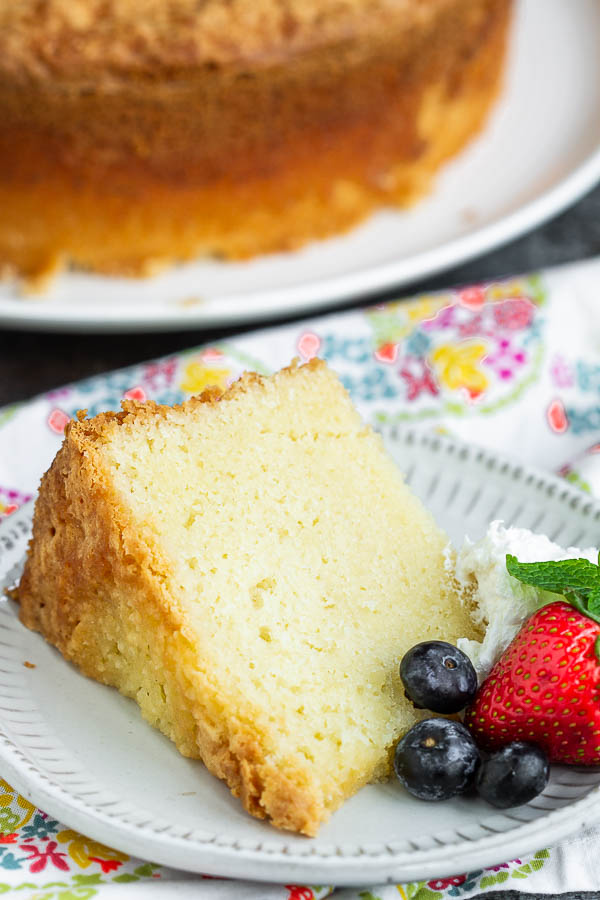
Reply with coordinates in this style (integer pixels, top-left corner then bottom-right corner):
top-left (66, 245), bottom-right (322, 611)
top-left (547, 398), bottom-right (568, 433)
top-left (89, 856), bottom-right (123, 873)
top-left (374, 342), bottom-right (398, 364)
top-left (123, 386), bottom-right (147, 402)
top-left (142, 358), bottom-right (178, 390)
top-left (399, 358), bottom-right (439, 401)
top-left (486, 859), bottom-right (521, 872)
top-left (550, 354), bottom-right (575, 389)
top-left (0, 487), bottom-right (32, 518)
top-left (493, 297), bottom-right (535, 330)
top-left (458, 312), bottom-right (484, 338)
top-left (285, 887), bottom-right (314, 900)
top-left (427, 874), bottom-right (467, 890)
top-left (47, 408), bottom-right (70, 435)
top-left (457, 285), bottom-right (486, 310)
top-left (201, 347), bottom-right (224, 363)
top-left (483, 337), bottom-right (527, 380)
top-left (21, 840), bottom-right (69, 873)
top-left (45, 387), bottom-right (71, 401)
top-left (422, 303), bottom-right (456, 331)
top-left (297, 332), bottom-right (320, 361)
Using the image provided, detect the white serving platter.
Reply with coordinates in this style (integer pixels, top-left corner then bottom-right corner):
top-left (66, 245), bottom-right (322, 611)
top-left (1, 0), bottom-right (600, 332)
top-left (1, 429), bottom-right (600, 886)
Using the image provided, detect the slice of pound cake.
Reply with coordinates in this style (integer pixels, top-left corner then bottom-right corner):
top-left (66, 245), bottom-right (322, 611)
top-left (18, 360), bottom-right (476, 835)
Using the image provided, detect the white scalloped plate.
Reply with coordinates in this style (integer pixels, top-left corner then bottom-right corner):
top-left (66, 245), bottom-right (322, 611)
top-left (2, 0), bottom-right (600, 332)
top-left (1, 430), bottom-right (600, 886)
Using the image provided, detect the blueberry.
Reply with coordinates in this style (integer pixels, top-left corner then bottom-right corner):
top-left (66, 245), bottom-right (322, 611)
top-left (476, 742), bottom-right (549, 809)
top-left (400, 641), bottom-right (478, 714)
top-left (394, 718), bottom-right (480, 801)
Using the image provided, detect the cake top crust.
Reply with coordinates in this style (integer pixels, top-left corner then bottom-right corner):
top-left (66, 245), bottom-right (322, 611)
top-left (69, 358), bottom-right (326, 439)
top-left (0, 0), bottom-right (457, 81)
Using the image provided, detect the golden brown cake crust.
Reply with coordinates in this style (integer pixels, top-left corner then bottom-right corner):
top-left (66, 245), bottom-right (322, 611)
top-left (0, 0), bottom-right (511, 278)
top-left (16, 360), bottom-right (478, 835)
top-left (17, 362), bottom-right (332, 836)
top-left (0, 0), bottom-right (512, 282)
top-left (2, 0), bottom-right (471, 79)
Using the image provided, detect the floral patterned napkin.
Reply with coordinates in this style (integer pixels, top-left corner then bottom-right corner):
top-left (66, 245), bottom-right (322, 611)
top-left (2, 256), bottom-right (600, 898)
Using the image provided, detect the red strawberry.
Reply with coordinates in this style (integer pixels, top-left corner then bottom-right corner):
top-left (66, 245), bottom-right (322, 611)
top-left (465, 600), bottom-right (600, 765)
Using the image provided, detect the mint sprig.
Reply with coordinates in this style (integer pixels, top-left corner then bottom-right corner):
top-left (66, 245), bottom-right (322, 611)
top-left (506, 552), bottom-right (600, 627)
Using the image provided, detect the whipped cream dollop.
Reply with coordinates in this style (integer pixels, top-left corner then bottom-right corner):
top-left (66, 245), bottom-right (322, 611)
top-left (453, 521), bottom-right (598, 681)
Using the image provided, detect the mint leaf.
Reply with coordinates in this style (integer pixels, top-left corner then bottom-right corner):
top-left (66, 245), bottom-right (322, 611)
top-left (588, 587), bottom-right (600, 616)
top-left (506, 554), bottom-right (600, 595)
top-left (506, 553), bottom-right (600, 626)
top-left (563, 590), bottom-right (599, 623)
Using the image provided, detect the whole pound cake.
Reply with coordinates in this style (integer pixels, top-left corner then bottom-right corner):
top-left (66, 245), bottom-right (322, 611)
top-left (0, 0), bottom-right (512, 284)
top-left (18, 360), bottom-right (477, 835)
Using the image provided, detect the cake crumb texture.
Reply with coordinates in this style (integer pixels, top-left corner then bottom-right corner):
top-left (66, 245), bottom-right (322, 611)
top-left (18, 360), bottom-right (477, 834)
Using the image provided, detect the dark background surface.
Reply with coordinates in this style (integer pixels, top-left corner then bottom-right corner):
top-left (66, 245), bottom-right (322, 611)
top-left (1, 182), bottom-right (599, 409)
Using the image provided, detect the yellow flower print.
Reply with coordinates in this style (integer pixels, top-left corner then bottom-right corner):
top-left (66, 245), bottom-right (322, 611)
top-left (369, 296), bottom-right (449, 349)
top-left (180, 361), bottom-right (231, 395)
top-left (488, 279), bottom-right (524, 301)
top-left (405, 295), bottom-right (448, 324)
top-left (0, 779), bottom-right (35, 829)
top-left (57, 828), bottom-right (129, 869)
top-left (430, 341), bottom-right (489, 399)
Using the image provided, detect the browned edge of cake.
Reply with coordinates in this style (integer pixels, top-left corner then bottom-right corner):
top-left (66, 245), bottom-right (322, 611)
top-left (18, 362), bottom-right (338, 835)
top-left (0, 0), bottom-right (512, 283)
